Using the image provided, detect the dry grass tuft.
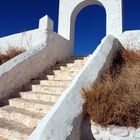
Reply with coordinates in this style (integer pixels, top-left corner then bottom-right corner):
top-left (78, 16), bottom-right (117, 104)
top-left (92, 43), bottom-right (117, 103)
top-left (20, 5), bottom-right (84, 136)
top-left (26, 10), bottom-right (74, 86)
top-left (0, 47), bottom-right (26, 65)
top-left (82, 49), bottom-right (140, 127)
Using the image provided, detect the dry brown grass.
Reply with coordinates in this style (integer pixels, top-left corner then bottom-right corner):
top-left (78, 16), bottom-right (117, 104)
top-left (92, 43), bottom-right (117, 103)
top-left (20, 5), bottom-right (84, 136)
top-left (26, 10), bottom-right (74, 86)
top-left (82, 49), bottom-right (140, 127)
top-left (0, 47), bottom-right (26, 65)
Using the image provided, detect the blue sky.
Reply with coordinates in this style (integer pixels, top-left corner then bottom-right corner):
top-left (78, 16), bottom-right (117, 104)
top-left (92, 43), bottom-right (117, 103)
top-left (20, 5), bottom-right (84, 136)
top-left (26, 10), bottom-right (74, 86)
top-left (0, 0), bottom-right (140, 55)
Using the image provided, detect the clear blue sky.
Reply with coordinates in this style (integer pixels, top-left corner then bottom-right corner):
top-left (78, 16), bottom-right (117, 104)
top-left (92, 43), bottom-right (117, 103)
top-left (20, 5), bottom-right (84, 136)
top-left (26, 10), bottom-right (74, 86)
top-left (0, 0), bottom-right (140, 55)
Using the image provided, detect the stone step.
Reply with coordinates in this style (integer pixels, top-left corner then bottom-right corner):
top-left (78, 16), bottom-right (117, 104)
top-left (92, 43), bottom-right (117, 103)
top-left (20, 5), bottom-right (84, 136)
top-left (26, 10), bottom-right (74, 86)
top-left (32, 85), bottom-right (65, 93)
top-left (56, 61), bottom-right (85, 67)
top-left (56, 57), bottom-right (87, 65)
top-left (60, 59), bottom-right (82, 64)
top-left (9, 98), bottom-right (53, 114)
top-left (20, 91), bottom-right (60, 102)
top-left (45, 69), bottom-right (79, 76)
top-left (52, 65), bottom-right (82, 71)
top-left (46, 74), bottom-right (74, 80)
top-left (0, 118), bottom-right (33, 140)
top-left (72, 56), bottom-right (89, 59)
top-left (31, 79), bottom-right (69, 86)
top-left (40, 80), bottom-right (71, 86)
top-left (0, 106), bottom-right (44, 127)
top-left (60, 56), bottom-right (88, 63)
top-left (45, 75), bottom-right (54, 80)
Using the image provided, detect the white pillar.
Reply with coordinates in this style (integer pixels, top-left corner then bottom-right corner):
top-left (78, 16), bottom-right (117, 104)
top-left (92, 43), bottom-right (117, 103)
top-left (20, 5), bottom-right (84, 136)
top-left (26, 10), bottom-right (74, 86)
top-left (39, 15), bottom-right (54, 31)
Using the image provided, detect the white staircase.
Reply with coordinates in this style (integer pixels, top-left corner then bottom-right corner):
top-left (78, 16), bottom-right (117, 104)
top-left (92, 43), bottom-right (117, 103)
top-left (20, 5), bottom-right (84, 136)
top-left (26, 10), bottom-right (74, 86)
top-left (0, 56), bottom-right (88, 140)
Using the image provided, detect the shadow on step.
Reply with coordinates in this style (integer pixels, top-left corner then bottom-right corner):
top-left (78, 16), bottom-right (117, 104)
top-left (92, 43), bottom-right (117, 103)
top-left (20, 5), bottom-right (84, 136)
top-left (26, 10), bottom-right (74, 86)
top-left (0, 90), bottom-right (20, 107)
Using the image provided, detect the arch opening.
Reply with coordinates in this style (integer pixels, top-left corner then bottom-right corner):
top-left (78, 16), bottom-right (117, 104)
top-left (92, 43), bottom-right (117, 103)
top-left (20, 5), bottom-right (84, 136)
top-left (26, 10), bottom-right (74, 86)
top-left (72, 4), bottom-right (106, 56)
top-left (70, 1), bottom-right (105, 43)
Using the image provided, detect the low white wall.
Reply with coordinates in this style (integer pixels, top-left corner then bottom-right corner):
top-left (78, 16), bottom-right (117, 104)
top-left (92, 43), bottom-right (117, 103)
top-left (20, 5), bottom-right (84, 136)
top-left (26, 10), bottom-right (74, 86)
top-left (119, 30), bottom-right (140, 50)
top-left (0, 29), bottom-right (48, 52)
top-left (29, 35), bottom-right (124, 140)
top-left (91, 122), bottom-right (140, 140)
top-left (0, 31), bottom-right (71, 101)
top-left (0, 15), bottom-right (54, 53)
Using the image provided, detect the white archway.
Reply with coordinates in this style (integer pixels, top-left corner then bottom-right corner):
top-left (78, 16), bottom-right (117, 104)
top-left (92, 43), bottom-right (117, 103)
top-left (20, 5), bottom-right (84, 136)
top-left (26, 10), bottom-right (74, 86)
top-left (58, 0), bottom-right (123, 42)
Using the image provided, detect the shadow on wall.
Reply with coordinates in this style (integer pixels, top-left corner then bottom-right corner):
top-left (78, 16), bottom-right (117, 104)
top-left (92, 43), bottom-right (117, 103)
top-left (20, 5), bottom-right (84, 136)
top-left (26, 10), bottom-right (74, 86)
top-left (66, 112), bottom-right (95, 140)
top-left (80, 114), bottom-right (95, 140)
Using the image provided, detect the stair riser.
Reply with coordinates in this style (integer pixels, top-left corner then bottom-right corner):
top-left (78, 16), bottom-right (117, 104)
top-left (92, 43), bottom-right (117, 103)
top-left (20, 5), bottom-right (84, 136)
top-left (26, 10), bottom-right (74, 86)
top-left (20, 93), bottom-right (59, 102)
top-left (46, 75), bottom-right (73, 80)
top-left (0, 110), bottom-right (39, 128)
top-left (32, 86), bottom-right (65, 93)
top-left (54, 75), bottom-right (74, 80)
top-left (45, 75), bottom-right (54, 80)
top-left (72, 57), bottom-right (88, 60)
top-left (56, 63), bottom-right (85, 68)
top-left (61, 66), bottom-right (82, 70)
top-left (61, 59), bottom-right (87, 64)
top-left (46, 70), bottom-right (78, 76)
top-left (54, 71), bottom-right (78, 76)
top-left (9, 100), bottom-right (51, 114)
top-left (0, 128), bottom-right (28, 140)
top-left (53, 66), bottom-right (82, 71)
top-left (40, 81), bottom-right (70, 86)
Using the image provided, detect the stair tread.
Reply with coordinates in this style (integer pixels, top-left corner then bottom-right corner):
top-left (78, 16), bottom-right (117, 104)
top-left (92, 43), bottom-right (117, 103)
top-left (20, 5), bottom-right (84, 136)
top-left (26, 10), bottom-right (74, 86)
top-left (50, 65), bottom-right (82, 70)
top-left (60, 57), bottom-right (88, 62)
top-left (46, 71), bottom-right (76, 76)
top-left (40, 80), bottom-right (71, 85)
top-left (32, 85), bottom-right (66, 91)
top-left (9, 98), bottom-right (54, 105)
top-left (40, 79), bottom-right (71, 82)
top-left (20, 91), bottom-right (60, 96)
top-left (55, 63), bottom-right (84, 67)
top-left (32, 85), bottom-right (66, 88)
top-left (9, 98), bottom-right (54, 114)
top-left (45, 74), bottom-right (74, 80)
top-left (45, 74), bottom-right (74, 77)
top-left (0, 105), bottom-right (45, 119)
top-left (0, 118), bottom-right (33, 135)
top-left (45, 69), bottom-right (79, 74)
top-left (72, 55), bottom-right (89, 59)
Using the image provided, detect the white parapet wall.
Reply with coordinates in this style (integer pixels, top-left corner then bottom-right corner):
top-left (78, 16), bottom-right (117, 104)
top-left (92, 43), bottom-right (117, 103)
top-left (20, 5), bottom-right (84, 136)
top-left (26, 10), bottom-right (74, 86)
top-left (0, 30), bottom-right (71, 101)
top-left (91, 122), bottom-right (140, 140)
top-left (119, 30), bottom-right (140, 50)
top-left (29, 35), bottom-right (124, 140)
top-left (0, 15), bottom-right (54, 53)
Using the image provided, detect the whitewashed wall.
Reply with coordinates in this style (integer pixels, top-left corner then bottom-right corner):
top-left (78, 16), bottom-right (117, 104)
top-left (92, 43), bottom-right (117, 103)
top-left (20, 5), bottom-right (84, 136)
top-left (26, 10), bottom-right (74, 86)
top-left (91, 122), bottom-right (140, 140)
top-left (119, 30), bottom-right (140, 50)
top-left (0, 15), bottom-right (53, 53)
top-left (0, 30), bottom-right (71, 101)
top-left (29, 35), bottom-right (124, 140)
